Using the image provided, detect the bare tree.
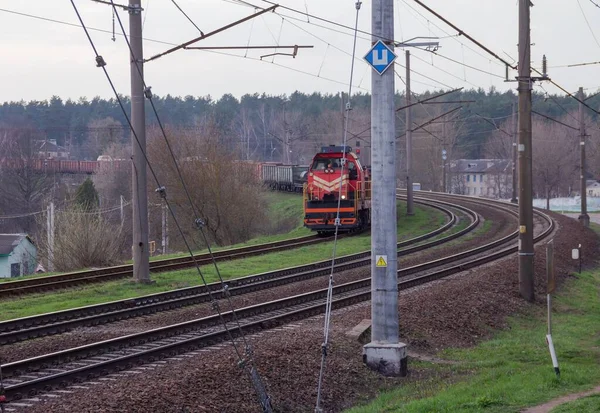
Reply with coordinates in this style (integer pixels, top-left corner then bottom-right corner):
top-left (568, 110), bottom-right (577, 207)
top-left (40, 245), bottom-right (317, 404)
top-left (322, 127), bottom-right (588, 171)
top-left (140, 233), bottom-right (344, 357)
top-left (36, 207), bottom-right (126, 271)
top-left (412, 115), bottom-right (462, 191)
top-left (147, 124), bottom-right (268, 248)
top-left (234, 107), bottom-right (257, 160)
top-left (0, 124), bottom-right (54, 233)
top-left (532, 118), bottom-right (578, 209)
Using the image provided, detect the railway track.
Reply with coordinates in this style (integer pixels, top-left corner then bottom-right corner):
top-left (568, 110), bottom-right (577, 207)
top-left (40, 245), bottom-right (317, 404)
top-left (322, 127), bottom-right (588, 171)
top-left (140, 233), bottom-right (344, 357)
top-left (0, 195), bottom-right (458, 298)
top-left (0, 234), bottom-right (335, 297)
top-left (0, 198), bottom-right (467, 345)
top-left (0, 195), bottom-right (553, 403)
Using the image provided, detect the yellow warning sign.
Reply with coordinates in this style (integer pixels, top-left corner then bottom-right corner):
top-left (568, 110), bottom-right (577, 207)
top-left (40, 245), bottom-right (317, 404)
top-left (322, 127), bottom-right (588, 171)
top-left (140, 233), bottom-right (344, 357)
top-left (375, 255), bottom-right (388, 267)
top-left (519, 225), bottom-right (526, 234)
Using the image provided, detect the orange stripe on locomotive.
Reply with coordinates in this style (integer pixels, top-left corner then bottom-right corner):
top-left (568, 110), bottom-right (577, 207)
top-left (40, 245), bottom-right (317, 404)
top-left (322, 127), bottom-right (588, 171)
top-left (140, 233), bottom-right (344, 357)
top-left (303, 145), bottom-right (371, 234)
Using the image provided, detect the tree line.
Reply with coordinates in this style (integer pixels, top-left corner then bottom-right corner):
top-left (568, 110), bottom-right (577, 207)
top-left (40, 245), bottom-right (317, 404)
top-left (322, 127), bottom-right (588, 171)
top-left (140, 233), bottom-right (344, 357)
top-left (2, 88), bottom-right (597, 162)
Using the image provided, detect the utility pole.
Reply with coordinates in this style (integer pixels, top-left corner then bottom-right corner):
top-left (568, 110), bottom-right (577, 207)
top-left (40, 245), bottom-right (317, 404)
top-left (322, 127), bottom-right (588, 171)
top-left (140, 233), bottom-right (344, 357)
top-left (46, 202), bottom-right (54, 272)
top-left (578, 87), bottom-right (590, 227)
top-left (405, 50), bottom-right (414, 215)
top-left (129, 0), bottom-right (150, 283)
top-left (363, 0), bottom-right (407, 377)
top-left (442, 121), bottom-right (447, 193)
top-left (395, 38), bottom-right (438, 205)
top-left (120, 195), bottom-right (125, 228)
top-left (511, 102), bottom-right (518, 203)
top-left (162, 200), bottom-right (169, 254)
top-left (517, 0), bottom-right (534, 301)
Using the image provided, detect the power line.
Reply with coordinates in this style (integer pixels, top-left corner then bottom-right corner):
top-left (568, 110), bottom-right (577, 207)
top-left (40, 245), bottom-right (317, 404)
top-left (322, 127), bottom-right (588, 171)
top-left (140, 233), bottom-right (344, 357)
top-left (576, 0), bottom-right (600, 50)
top-left (537, 84), bottom-right (580, 125)
top-left (0, 6), bottom-right (363, 92)
top-left (394, 62), bottom-right (453, 89)
top-left (170, 0), bottom-right (204, 35)
top-left (108, 2), bottom-right (272, 409)
top-left (404, 0), bottom-right (600, 116)
top-left (231, 0), bottom-right (504, 89)
top-left (531, 110), bottom-right (579, 130)
top-left (401, 0), bottom-right (510, 68)
top-left (145, 5), bottom-right (277, 62)
top-left (315, 5), bottom-right (362, 410)
top-left (409, 53), bottom-right (481, 88)
top-left (0, 7), bottom-right (175, 46)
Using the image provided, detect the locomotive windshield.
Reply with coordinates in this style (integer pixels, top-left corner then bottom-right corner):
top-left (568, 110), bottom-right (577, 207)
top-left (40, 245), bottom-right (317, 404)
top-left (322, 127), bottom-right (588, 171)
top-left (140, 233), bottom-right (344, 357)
top-left (312, 158), bottom-right (341, 170)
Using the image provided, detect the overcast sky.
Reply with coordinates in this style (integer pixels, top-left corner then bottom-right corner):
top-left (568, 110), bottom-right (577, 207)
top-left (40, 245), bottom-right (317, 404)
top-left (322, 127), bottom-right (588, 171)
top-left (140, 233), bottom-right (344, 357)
top-left (2, 0), bottom-right (600, 102)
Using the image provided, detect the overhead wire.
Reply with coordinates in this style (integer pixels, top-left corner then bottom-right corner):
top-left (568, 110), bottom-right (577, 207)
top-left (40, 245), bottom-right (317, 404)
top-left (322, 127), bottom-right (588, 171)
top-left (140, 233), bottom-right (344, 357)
top-left (409, 53), bottom-right (481, 88)
top-left (70, 2), bottom-right (272, 411)
top-left (0, 7), bottom-right (175, 46)
top-left (398, 0), bottom-right (507, 67)
top-left (0, 6), bottom-right (364, 92)
top-left (314, 2), bottom-right (362, 412)
top-left (107, 2), bottom-right (272, 410)
top-left (577, 0), bottom-right (600, 50)
top-left (170, 0), bottom-right (204, 35)
top-left (229, 0), bottom-right (503, 92)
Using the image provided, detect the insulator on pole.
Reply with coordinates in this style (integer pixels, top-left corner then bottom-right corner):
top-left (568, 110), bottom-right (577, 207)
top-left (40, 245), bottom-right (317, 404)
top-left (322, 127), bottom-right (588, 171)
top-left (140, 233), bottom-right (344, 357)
top-left (542, 55), bottom-right (547, 78)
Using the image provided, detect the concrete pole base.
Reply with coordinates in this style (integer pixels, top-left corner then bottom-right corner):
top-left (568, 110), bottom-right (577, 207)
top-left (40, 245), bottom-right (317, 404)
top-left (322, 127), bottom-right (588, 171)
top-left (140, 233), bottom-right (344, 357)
top-left (578, 214), bottom-right (590, 228)
top-left (363, 342), bottom-right (408, 377)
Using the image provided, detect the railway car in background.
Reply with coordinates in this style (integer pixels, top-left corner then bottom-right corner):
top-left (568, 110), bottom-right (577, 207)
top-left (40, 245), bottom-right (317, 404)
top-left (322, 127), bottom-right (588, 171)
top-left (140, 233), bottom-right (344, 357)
top-left (262, 163), bottom-right (308, 192)
top-left (303, 145), bottom-right (371, 234)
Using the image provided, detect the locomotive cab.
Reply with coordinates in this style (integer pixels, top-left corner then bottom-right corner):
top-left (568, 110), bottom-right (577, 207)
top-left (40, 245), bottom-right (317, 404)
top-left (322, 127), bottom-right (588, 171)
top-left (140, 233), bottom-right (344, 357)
top-left (303, 145), bottom-right (371, 234)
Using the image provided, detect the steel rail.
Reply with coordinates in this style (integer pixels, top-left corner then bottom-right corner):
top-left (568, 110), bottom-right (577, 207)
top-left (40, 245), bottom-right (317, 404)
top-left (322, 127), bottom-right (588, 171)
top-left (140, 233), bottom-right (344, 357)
top-left (1, 196), bottom-right (552, 402)
top-left (0, 199), bottom-right (466, 345)
top-left (0, 234), bottom-right (332, 297)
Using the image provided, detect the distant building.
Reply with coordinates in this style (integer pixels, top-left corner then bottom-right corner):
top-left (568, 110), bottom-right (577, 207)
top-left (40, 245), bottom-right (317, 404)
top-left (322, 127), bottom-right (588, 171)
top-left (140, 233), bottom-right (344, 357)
top-left (587, 180), bottom-right (600, 197)
top-left (448, 159), bottom-right (512, 199)
top-left (0, 234), bottom-right (37, 278)
top-left (35, 139), bottom-right (70, 160)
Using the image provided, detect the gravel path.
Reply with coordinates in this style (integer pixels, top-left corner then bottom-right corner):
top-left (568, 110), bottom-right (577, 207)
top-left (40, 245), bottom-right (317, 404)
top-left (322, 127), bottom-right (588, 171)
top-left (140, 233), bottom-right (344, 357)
top-left (16, 206), bottom-right (593, 413)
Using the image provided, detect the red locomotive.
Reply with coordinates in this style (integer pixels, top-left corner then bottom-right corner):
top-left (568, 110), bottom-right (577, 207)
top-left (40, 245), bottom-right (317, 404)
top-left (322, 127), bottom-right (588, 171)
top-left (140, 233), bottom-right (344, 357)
top-left (303, 145), bottom-right (371, 234)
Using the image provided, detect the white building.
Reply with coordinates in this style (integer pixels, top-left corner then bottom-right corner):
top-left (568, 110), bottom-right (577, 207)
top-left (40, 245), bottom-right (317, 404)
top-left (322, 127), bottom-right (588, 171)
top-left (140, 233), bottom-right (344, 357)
top-left (448, 159), bottom-right (512, 199)
top-left (0, 234), bottom-right (37, 278)
top-left (587, 180), bottom-right (600, 197)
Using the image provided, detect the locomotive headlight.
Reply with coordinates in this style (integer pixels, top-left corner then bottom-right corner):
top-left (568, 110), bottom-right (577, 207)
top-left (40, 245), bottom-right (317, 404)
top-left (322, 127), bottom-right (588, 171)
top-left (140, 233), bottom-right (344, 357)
top-left (341, 195), bottom-right (346, 200)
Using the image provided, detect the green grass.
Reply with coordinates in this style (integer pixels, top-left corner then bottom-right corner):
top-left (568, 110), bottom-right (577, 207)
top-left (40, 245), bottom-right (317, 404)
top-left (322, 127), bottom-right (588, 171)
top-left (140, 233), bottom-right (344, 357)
top-left (589, 222), bottom-right (600, 237)
top-left (550, 394), bottom-right (600, 412)
top-left (0, 192), bottom-right (309, 283)
top-left (0, 200), bottom-right (445, 321)
top-left (346, 269), bottom-right (600, 413)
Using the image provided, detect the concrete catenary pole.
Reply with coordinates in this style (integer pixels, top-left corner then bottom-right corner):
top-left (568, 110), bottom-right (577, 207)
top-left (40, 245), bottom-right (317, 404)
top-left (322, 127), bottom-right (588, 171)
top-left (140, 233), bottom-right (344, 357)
top-left (511, 102), bottom-right (518, 203)
top-left (46, 202), bottom-right (54, 272)
top-left (405, 50), bottom-right (414, 215)
top-left (517, 0), bottom-right (535, 301)
top-left (442, 121), bottom-right (447, 193)
top-left (162, 200), bottom-right (169, 254)
top-left (120, 194), bottom-right (125, 228)
top-left (578, 87), bottom-right (590, 227)
top-left (129, 0), bottom-right (150, 283)
top-left (363, 0), bottom-right (407, 377)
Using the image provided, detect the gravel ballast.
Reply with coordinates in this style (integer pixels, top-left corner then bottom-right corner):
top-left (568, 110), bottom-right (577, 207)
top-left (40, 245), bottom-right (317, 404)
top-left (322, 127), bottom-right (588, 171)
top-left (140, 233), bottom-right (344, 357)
top-left (18, 212), bottom-right (597, 413)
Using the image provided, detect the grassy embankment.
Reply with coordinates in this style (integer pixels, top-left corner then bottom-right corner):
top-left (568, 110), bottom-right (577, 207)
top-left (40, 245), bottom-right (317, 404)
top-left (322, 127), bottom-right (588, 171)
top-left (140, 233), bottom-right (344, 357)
top-left (0, 192), bottom-right (446, 321)
top-left (346, 268), bottom-right (600, 413)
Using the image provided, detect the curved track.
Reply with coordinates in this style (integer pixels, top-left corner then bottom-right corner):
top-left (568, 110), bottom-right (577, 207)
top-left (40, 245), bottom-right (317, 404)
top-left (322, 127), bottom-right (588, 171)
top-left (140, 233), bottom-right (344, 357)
top-left (1, 194), bottom-right (555, 402)
top-left (0, 235), bottom-right (336, 297)
top-left (0, 196), bottom-right (456, 298)
top-left (0, 198), bottom-right (465, 345)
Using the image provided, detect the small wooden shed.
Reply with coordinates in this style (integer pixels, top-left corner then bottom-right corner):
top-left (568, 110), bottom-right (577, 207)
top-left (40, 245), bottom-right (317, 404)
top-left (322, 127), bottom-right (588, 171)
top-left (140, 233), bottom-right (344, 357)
top-left (0, 234), bottom-right (37, 278)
